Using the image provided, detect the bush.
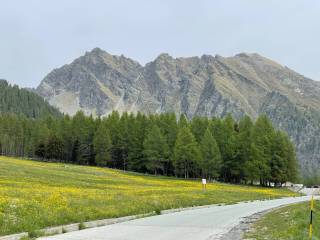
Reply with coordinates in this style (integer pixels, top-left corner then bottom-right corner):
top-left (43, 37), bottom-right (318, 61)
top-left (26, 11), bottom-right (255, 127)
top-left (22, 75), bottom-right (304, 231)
top-left (78, 222), bottom-right (86, 230)
top-left (155, 208), bottom-right (161, 215)
top-left (28, 230), bottom-right (45, 238)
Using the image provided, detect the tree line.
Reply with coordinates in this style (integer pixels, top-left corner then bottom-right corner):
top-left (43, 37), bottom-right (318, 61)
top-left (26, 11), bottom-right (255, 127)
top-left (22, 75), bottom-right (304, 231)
top-left (0, 111), bottom-right (298, 186)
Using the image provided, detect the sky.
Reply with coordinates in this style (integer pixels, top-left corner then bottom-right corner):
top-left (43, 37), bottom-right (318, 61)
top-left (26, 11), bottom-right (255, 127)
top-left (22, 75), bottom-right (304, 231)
top-left (1, 0), bottom-right (320, 88)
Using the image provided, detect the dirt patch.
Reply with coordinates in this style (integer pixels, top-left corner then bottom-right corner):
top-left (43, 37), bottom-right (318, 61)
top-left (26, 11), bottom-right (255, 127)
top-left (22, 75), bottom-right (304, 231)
top-left (219, 209), bottom-right (274, 240)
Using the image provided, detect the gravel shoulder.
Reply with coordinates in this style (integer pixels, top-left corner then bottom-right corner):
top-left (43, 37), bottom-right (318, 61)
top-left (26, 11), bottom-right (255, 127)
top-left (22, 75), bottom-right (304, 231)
top-left (220, 209), bottom-right (275, 240)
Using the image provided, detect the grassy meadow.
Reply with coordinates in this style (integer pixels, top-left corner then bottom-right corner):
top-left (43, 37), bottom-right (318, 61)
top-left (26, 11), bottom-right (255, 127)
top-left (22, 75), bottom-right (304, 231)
top-left (245, 201), bottom-right (319, 240)
top-left (0, 156), bottom-right (298, 236)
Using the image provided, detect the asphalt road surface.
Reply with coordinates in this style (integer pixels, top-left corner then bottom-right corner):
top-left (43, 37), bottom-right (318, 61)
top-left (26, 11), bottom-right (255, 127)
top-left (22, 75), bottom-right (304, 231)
top-left (40, 196), bottom-right (313, 240)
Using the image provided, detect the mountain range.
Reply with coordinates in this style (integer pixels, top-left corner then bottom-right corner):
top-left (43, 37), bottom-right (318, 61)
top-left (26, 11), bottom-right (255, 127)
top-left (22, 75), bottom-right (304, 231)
top-left (36, 48), bottom-right (320, 174)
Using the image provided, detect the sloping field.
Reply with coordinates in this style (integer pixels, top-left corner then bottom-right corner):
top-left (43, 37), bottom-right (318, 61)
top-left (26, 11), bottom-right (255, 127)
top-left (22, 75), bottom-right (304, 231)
top-left (0, 156), bottom-right (297, 235)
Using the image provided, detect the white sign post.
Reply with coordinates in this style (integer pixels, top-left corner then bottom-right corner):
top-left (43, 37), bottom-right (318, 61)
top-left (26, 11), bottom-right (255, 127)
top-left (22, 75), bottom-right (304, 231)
top-left (202, 178), bottom-right (207, 191)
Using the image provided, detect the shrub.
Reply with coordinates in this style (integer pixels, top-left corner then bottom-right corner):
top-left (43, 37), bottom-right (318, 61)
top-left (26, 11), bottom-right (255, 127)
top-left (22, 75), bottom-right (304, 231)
top-left (78, 222), bottom-right (86, 230)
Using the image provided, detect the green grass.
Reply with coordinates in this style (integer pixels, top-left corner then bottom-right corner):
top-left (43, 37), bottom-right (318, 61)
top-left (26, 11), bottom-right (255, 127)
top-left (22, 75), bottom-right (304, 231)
top-left (245, 200), bottom-right (319, 240)
top-left (0, 156), bottom-right (297, 236)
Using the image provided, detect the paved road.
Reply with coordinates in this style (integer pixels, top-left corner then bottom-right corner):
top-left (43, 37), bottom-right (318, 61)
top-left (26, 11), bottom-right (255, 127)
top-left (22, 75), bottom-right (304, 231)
top-left (40, 196), bottom-right (313, 240)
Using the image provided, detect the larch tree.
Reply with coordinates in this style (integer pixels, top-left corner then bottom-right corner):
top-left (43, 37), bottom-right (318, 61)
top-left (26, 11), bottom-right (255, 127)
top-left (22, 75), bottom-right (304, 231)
top-left (93, 123), bottom-right (112, 166)
top-left (253, 115), bottom-right (275, 186)
top-left (199, 128), bottom-right (222, 180)
top-left (237, 115), bottom-right (255, 183)
top-left (143, 125), bottom-right (169, 174)
top-left (173, 126), bottom-right (201, 179)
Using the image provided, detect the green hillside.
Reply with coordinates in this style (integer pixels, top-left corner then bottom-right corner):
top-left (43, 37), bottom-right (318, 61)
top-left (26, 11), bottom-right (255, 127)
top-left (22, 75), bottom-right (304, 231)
top-left (0, 156), bottom-right (297, 236)
top-left (0, 80), bottom-right (61, 118)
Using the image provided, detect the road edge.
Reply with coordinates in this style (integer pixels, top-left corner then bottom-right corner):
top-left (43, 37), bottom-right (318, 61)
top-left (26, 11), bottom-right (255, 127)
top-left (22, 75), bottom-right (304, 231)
top-left (220, 198), bottom-right (314, 240)
top-left (0, 197), bottom-right (302, 240)
top-left (0, 202), bottom-right (229, 240)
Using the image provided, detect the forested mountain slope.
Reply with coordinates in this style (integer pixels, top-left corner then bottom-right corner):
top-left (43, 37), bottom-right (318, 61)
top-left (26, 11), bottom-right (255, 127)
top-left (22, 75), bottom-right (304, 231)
top-left (36, 48), bottom-right (320, 174)
top-left (0, 79), bottom-right (61, 118)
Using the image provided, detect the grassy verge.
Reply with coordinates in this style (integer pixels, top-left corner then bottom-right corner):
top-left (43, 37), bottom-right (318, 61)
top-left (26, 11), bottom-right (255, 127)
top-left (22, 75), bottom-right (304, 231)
top-left (245, 200), bottom-right (319, 240)
top-left (0, 156), bottom-right (297, 236)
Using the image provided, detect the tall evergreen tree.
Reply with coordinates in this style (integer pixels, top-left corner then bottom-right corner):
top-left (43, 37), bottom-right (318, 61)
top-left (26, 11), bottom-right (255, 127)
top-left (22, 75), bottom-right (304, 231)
top-left (243, 143), bottom-right (260, 184)
top-left (158, 113), bottom-right (178, 175)
top-left (105, 111), bottom-right (121, 168)
top-left (253, 115), bottom-right (275, 186)
top-left (71, 111), bottom-right (95, 165)
top-left (117, 113), bottom-right (130, 170)
top-left (270, 131), bottom-right (298, 185)
top-left (93, 123), bottom-right (112, 166)
top-left (173, 127), bottom-right (201, 178)
top-left (45, 134), bottom-right (65, 160)
top-left (200, 128), bottom-right (222, 179)
top-left (143, 125), bottom-right (169, 174)
top-left (270, 131), bottom-right (287, 185)
top-left (127, 112), bottom-right (147, 172)
top-left (237, 116), bottom-right (256, 183)
top-left (212, 115), bottom-right (237, 182)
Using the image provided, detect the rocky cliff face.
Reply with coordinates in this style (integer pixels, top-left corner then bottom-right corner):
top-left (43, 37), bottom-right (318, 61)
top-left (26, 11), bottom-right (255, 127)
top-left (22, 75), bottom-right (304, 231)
top-left (37, 48), bottom-right (320, 174)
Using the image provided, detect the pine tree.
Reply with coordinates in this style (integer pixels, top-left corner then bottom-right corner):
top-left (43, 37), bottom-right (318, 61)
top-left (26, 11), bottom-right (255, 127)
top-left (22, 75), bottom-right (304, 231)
top-left (158, 113), bottom-right (178, 175)
top-left (45, 134), bottom-right (65, 161)
top-left (93, 123), bottom-right (112, 166)
top-left (173, 126), bottom-right (201, 178)
top-left (253, 115), bottom-right (275, 186)
top-left (237, 116), bottom-right (256, 183)
top-left (127, 112), bottom-right (147, 172)
top-left (143, 125), bottom-right (169, 174)
top-left (212, 115), bottom-right (237, 182)
top-left (35, 142), bottom-right (46, 159)
top-left (71, 111), bottom-right (96, 165)
top-left (243, 143), bottom-right (260, 184)
top-left (199, 128), bottom-right (222, 179)
top-left (270, 131), bottom-right (298, 185)
top-left (270, 131), bottom-right (287, 185)
top-left (118, 113), bottom-right (130, 170)
top-left (57, 116), bottom-right (73, 162)
top-left (105, 111), bottom-right (121, 168)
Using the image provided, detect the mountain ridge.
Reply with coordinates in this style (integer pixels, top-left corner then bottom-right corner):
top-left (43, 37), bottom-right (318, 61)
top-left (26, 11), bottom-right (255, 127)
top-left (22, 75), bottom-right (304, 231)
top-left (36, 48), bottom-right (320, 174)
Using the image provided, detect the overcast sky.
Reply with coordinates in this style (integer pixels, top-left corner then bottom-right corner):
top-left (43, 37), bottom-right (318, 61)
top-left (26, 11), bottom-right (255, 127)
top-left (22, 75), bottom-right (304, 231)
top-left (1, 0), bottom-right (320, 87)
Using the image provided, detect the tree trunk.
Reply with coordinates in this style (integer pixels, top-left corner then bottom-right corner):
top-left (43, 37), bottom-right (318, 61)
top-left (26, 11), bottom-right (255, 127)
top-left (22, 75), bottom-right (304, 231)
top-left (184, 166), bottom-right (187, 179)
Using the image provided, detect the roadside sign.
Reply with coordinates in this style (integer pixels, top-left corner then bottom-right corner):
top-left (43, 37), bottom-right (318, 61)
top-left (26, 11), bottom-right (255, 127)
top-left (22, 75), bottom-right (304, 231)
top-left (202, 179), bottom-right (207, 191)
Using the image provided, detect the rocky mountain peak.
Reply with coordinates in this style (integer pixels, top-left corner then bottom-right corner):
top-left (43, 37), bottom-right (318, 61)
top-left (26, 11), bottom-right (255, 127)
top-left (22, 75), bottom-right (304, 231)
top-left (91, 47), bottom-right (104, 53)
top-left (36, 48), bottom-right (320, 174)
top-left (234, 52), bottom-right (259, 58)
top-left (201, 54), bottom-right (215, 63)
top-left (153, 53), bottom-right (174, 63)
